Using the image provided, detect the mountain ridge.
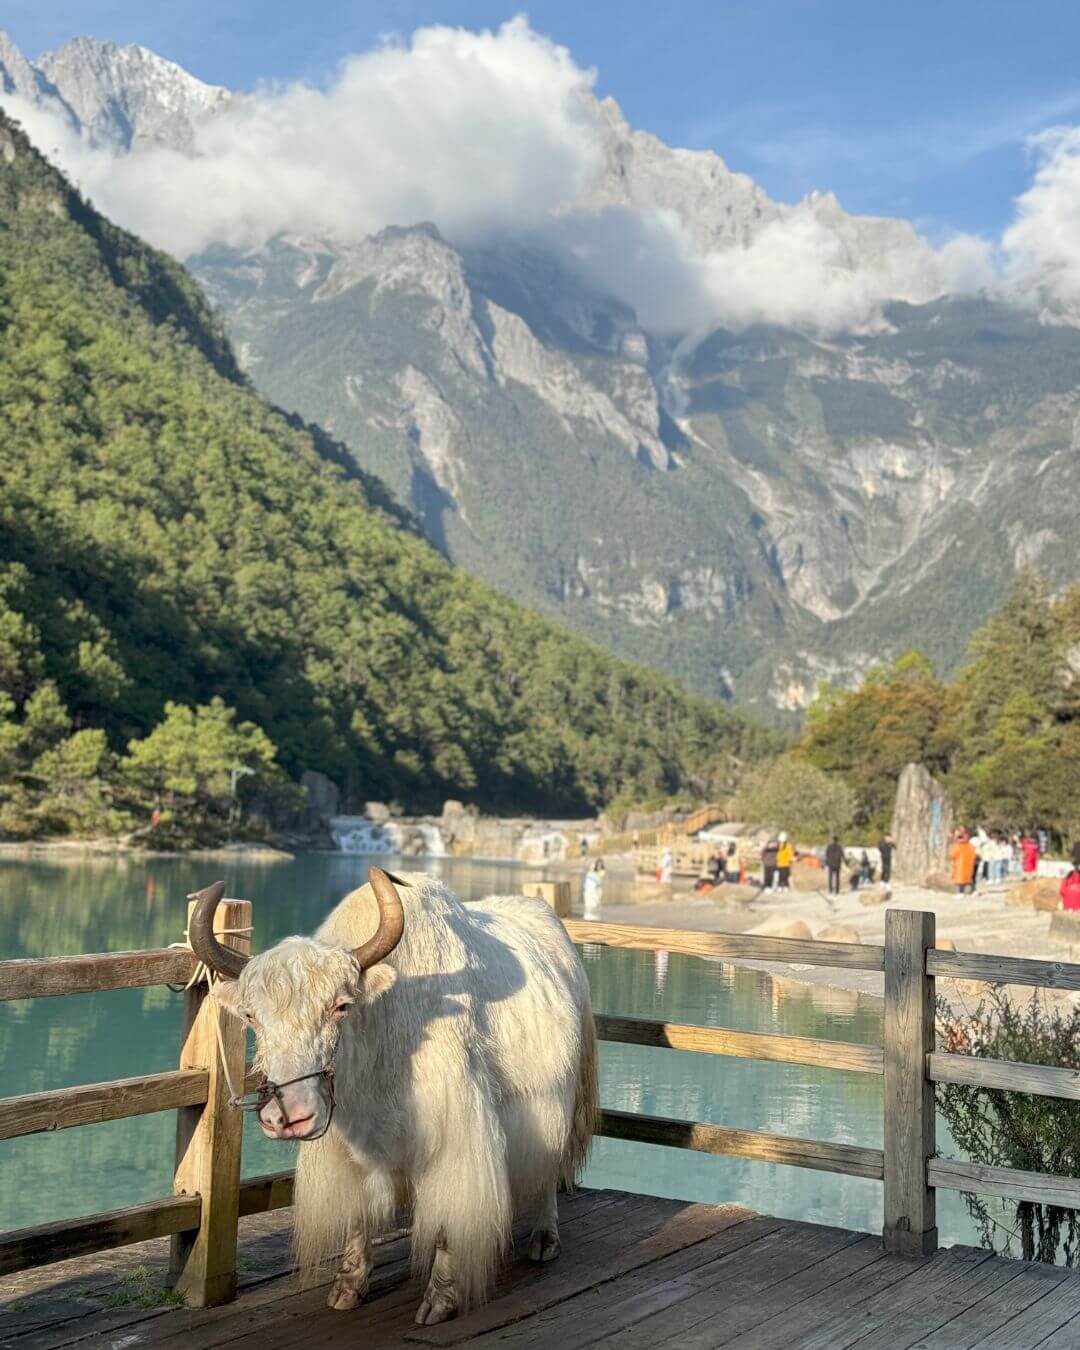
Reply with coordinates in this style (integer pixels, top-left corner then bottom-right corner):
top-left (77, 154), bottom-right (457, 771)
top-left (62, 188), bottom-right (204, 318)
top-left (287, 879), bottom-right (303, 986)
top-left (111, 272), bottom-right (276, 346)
top-left (2, 29), bottom-right (1076, 716)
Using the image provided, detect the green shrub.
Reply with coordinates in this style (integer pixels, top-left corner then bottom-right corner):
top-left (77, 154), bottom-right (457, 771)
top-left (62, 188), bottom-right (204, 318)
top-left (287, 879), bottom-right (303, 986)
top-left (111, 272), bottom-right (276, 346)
top-left (936, 990), bottom-right (1080, 1263)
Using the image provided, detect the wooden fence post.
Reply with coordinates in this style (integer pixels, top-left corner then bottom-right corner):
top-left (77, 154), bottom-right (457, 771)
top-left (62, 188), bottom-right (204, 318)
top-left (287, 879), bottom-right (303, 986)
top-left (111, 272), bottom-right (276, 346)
top-left (522, 880), bottom-right (571, 917)
top-left (883, 907), bottom-right (938, 1257)
top-left (170, 896), bottom-right (251, 1306)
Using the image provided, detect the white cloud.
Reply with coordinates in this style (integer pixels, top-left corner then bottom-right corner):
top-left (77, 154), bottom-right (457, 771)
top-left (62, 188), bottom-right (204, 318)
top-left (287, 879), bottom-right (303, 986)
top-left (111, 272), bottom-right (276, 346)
top-left (5, 18), bottom-right (602, 256)
top-left (1002, 127), bottom-right (1080, 316)
top-left (1, 16), bottom-right (1006, 334)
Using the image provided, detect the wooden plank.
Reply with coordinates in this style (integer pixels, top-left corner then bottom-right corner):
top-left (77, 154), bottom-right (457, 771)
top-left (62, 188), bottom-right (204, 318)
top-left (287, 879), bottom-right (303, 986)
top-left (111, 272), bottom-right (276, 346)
top-left (407, 1197), bottom-right (755, 1347)
top-left (708, 1248), bottom-right (920, 1350)
top-left (0, 1070), bottom-right (209, 1141)
top-left (170, 897), bottom-right (250, 1308)
top-left (928, 1157), bottom-right (1080, 1209)
top-left (236, 1170), bottom-right (295, 1217)
top-left (111, 1191), bottom-right (636, 1350)
top-left (928, 948), bottom-right (1080, 991)
top-left (0, 949), bottom-right (196, 1001)
top-left (598, 1109), bottom-right (884, 1180)
top-left (588, 1230), bottom-right (890, 1350)
top-left (1028, 1280), bottom-right (1080, 1349)
top-left (929, 1052), bottom-right (1080, 1100)
top-left (769, 1246), bottom-right (996, 1350)
top-left (595, 1014), bottom-right (883, 1074)
top-left (915, 1260), bottom-right (1072, 1349)
top-left (882, 908), bottom-right (937, 1257)
top-left (563, 921), bottom-right (885, 972)
top-left (479, 1217), bottom-right (806, 1350)
top-left (820, 1253), bottom-right (1025, 1350)
top-left (0, 1196), bottom-right (201, 1277)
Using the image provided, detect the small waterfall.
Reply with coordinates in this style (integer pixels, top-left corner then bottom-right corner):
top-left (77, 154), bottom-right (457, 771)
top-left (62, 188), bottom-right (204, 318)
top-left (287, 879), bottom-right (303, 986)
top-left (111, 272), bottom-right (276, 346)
top-left (328, 816), bottom-right (447, 857)
top-left (328, 816), bottom-right (392, 854)
top-left (417, 823), bottom-right (448, 858)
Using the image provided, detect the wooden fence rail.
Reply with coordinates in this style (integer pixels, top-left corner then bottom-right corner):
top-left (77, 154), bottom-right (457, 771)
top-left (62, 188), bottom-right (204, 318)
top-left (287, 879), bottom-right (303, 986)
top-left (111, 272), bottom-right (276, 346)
top-left (4, 902), bottom-right (1080, 1301)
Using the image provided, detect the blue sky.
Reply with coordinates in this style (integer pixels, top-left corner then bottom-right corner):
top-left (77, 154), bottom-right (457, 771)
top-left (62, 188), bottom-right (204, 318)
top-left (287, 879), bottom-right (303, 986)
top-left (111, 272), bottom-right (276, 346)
top-left (6, 1), bottom-right (1079, 238)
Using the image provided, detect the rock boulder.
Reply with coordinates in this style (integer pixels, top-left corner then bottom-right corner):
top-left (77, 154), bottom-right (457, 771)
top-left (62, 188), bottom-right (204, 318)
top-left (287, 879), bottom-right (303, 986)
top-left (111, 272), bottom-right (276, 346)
top-left (891, 764), bottom-right (953, 882)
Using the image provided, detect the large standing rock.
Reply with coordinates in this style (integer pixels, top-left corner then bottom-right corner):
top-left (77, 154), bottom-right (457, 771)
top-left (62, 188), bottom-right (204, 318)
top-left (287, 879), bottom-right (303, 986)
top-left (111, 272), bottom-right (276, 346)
top-left (301, 770), bottom-right (341, 822)
top-left (891, 764), bottom-right (953, 882)
top-left (1008, 878), bottom-right (1062, 912)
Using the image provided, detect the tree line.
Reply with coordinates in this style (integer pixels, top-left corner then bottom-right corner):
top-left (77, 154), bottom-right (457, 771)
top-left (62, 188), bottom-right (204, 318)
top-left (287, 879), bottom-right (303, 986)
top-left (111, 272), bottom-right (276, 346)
top-left (789, 572), bottom-right (1080, 846)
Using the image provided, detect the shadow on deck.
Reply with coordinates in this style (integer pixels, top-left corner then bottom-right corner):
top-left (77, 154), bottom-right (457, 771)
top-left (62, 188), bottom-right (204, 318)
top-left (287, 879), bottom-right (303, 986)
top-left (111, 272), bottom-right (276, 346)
top-left (4, 1190), bottom-right (1080, 1350)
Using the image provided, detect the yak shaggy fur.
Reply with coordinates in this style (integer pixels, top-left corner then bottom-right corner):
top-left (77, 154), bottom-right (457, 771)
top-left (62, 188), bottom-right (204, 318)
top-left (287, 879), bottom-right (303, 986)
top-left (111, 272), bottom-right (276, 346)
top-left (280, 873), bottom-right (598, 1308)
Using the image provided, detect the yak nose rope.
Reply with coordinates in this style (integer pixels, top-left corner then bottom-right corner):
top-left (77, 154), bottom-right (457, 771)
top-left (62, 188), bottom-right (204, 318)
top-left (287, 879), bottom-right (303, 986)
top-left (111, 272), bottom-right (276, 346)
top-left (168, 921), bottom-right (335, 1138)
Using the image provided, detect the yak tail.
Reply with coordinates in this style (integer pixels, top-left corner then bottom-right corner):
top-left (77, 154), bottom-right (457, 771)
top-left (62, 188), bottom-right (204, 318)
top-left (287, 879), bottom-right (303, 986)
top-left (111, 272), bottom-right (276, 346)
top-left (292, 1129), bottom-right (376, 1287)
top-left (563, 1000), bottom-right (599, 1187)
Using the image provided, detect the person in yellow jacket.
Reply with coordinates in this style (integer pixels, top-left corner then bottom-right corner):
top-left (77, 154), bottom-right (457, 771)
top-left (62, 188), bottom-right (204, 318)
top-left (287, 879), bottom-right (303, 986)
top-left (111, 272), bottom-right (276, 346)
top-left (777, 832), bottom-right (794, 892)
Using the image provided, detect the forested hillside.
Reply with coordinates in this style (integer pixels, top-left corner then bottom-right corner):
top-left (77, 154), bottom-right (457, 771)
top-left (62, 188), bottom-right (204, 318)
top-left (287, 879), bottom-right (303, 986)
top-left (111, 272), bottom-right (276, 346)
top-left (795, 574), bottom-right (1080, 842)
top-left (0, 111), bottom-right (775, 838)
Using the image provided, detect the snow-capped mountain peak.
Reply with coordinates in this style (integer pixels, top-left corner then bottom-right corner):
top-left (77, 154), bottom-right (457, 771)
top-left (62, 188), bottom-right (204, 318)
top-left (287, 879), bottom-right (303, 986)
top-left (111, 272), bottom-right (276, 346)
top-left (34, 35), bottom-right (231, 150)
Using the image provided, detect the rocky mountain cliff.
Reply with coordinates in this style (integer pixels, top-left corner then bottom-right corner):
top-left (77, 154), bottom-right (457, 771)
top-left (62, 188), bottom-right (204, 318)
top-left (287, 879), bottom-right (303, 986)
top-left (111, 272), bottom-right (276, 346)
top-left (193, 224), bottom-right (1080, 711)
top-left (3, 30), bottom-right (1077, 714)
top-left (0, 32), bottom-right (229, 149)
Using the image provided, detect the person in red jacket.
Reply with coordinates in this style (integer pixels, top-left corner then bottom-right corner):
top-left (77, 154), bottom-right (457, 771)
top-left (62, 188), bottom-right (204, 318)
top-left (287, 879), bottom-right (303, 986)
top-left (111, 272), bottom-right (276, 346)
top-left (1061, 868), bottom-right (1080, 912)
top-left (1021, 833), bottom-right (1040, 875)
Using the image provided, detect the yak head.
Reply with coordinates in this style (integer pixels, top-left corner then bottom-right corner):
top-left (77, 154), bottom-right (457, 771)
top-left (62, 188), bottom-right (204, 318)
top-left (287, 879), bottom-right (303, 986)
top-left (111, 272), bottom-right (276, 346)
top-left (188, 870), bottom-right (402, 1142)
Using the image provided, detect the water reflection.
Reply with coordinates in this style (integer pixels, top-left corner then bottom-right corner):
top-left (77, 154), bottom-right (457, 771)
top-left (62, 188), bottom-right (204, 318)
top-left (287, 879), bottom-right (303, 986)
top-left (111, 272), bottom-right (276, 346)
top-left (0, 854), bottom-right (974, 1246)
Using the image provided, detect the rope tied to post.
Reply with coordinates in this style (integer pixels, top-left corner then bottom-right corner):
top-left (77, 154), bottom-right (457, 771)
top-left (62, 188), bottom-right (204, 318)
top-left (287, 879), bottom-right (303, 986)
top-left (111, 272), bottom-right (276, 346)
top-left (167, 896), bottom-right (254, 1109)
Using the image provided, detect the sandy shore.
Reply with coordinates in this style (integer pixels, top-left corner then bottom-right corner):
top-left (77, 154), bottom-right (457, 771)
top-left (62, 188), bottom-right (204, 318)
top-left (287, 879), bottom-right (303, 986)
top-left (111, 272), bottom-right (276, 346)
top-left (585, 861), bottom-right (1073, 1010)
top-left (0, 838), bottom-right (295, 862)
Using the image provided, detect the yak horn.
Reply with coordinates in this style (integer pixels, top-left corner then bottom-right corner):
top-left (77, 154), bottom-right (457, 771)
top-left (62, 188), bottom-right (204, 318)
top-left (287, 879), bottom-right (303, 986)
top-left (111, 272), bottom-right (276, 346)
top-left (188, 880), bottom-right (249, 981)
top-left (353, 867), bottom-right (405, 969)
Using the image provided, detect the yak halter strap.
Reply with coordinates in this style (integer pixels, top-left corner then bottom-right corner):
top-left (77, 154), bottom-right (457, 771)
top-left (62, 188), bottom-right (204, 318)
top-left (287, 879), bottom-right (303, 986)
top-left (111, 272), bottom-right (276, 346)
top-left (231, 1065), bottom-right (337, 1142)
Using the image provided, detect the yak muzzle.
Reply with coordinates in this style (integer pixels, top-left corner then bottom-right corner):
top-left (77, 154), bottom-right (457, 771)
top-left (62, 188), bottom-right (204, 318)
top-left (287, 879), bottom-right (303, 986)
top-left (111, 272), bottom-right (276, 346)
top-left (234, 1066), bottom-right (335, 1142)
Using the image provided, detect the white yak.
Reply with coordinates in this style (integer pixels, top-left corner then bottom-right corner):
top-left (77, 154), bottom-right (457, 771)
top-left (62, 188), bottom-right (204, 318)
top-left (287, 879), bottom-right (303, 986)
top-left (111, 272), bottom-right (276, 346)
top-left (189, 869), bottom-right (598, 1324)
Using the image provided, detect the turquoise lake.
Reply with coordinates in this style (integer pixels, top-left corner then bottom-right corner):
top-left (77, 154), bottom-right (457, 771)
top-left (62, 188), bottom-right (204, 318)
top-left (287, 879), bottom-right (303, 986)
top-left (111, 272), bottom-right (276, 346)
top-left (0, 853), bottom-right (978, 1244)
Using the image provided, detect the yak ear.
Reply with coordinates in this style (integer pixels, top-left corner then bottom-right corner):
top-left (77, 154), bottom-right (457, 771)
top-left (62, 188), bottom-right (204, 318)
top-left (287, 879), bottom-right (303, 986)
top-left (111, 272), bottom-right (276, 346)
top-left (361, 963), bottom-right (397, 1003)
top-left (210, 979), bottom-right (243, 1015)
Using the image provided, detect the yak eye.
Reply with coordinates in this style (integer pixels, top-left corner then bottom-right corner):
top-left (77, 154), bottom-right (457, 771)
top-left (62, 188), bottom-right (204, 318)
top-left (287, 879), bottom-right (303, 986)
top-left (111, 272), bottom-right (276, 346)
top-left (331, 998), bottom-right (353, 1019)
top-left (241, 1010), bottom-right (257, 1027)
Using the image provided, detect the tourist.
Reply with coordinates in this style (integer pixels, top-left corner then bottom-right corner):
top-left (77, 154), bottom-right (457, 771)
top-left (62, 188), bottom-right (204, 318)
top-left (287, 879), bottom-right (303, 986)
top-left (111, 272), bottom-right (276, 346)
top-left (776, 832), bottom-right (793, 892)
top-left (761, 836), bottom-right (779, 891)
top-left (1021, 832), bottom-right (1040, 876)
top-left (1037, 825), bottom-right (1050, 857)
top-left (725, 842), bottom-right (739, 884)
top-left (858, 850), bottom-right (875, 887)
top-left (659, 846), bottom-right (674, 886)
top-left (971, 826), bottom-right (990, 887)
top-left (582, 860), bottom-right (605, 919)
top-left (1060, 861), bottom-right (1080, 912)
top-left (709, 850), bottom-right (725, 884)
top-left (825, 836), bottom-right (843, 895)
top-left (992, 831), bottom-right (1011, 884)
top-left (951, 830), bottom-right (977, 895)
top-left (877, 832), bottom-right (895, 885)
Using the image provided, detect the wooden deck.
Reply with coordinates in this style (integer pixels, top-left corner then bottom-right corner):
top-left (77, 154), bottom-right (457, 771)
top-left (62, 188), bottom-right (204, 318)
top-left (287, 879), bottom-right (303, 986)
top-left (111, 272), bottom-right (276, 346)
top-left (4, 1190), bottom-right (1080, 1350)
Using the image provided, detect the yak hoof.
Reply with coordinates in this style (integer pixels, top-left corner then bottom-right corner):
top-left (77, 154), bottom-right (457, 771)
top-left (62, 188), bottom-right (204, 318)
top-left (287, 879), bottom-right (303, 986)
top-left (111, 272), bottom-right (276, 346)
top-left (415, 1293), bottom-right (458, 1325)
top-left (327, 1281), bottom-right (364, 1311)
top-left (528, 1230), bottom-right (561, 1263)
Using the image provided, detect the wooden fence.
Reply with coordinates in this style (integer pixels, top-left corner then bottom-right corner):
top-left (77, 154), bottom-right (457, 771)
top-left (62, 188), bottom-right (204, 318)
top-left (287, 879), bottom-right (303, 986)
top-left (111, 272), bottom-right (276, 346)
top-left (3, 902), bottom-right (1080, 1306)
